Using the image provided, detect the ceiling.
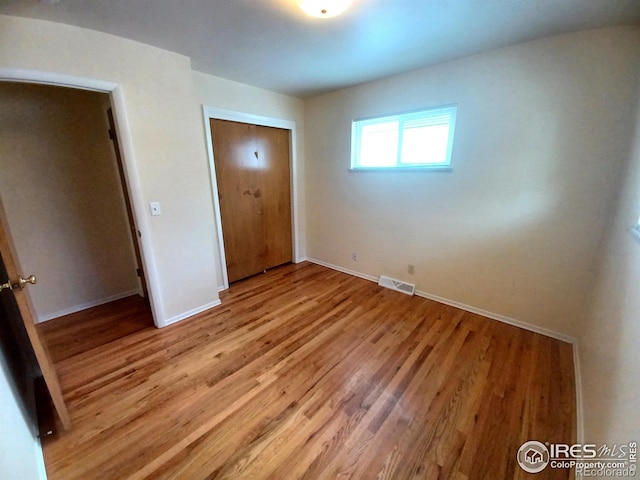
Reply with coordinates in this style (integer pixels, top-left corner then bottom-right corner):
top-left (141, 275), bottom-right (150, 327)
top-left (2, 0), bottom-right (640, 98)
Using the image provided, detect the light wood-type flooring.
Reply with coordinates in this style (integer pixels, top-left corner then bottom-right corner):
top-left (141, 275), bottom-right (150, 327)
top-left (39, 262), bottom-right (576, 480)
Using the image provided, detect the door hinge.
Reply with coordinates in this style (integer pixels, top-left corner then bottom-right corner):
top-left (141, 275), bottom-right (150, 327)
top-left (136, 268), bottom-right (141, 277)
top-left (108, 129), bottom-right (115, 140)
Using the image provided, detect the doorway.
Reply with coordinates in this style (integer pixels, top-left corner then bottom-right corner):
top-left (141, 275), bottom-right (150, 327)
top-left (204, 108), bottom-right (300, 290)
top-left (0, 82), bottom-right (150, 322)
top-left (0, 81), bottom-right (154, 427)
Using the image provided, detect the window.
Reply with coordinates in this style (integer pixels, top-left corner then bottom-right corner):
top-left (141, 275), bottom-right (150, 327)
top-left (351, 105), bottom-right (457, 171)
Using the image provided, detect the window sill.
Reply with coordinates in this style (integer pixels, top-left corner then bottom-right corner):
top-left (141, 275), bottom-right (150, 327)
top-left (349, 166), bottom-right (453, 173)
top-left (630, 225), bottom-right (640, 244)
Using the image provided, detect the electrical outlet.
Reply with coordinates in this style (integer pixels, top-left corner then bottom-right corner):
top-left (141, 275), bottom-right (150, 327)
top-left (408, 264), bottom-right (415, 275)
top-left (149, 202), bottom-right (162, 216)
top-left (352, 252), bottom-right (358, 262)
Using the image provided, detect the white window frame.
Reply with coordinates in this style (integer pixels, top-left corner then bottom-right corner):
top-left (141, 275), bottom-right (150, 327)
top-left (350, 104), bottom-right (457, 172)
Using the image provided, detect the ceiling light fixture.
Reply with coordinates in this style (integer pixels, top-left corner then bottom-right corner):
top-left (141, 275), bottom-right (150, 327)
top-left (297, 0), bottom-right (352, 19)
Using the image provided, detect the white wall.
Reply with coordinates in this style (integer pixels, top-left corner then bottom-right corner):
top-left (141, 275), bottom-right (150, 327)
top-left (192, 71), bottom-right (306, 288)
top-left (304, 27), bottom-right (640, 337)
top-left (0, 15), bottom-right (221, 325)
top-left (0, 349), bottom-right (46, 480)
top-left (580, 77), bottom-right (640, 446)
top-left (0, 82), bottom-right (139, 322)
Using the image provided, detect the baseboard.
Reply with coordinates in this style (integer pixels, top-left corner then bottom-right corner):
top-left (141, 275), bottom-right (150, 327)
top-left (37, 289), bottom-right (141, 323)
top-left (305, 256), bottom-right (583, 441)
top-left (305, 258), bottom-right (574, 343)
top-left (413, 288), bottom-right (576, 344)
top-left (304, 257), bottom-right (379, 283)
top-left (416, 285), bottom-right (583, 443)
top-left (161, 299), bottom-right (222, 328)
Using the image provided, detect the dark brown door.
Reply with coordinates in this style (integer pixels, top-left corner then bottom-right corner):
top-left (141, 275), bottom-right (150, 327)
top-left (210, 119), bottom-right (292, 283)
top-left (0, 213), bottom-right (71, 430)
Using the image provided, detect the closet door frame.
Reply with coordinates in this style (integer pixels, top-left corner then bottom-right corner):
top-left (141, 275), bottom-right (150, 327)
top-left (202, 106), bottom-right (301, 291)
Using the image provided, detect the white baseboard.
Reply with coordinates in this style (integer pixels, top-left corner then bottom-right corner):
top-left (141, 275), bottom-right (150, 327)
top-left (413, 288), bottom-right (576, 344)
top-left (303, 257), bottom-right (379, 283)
top-left (37, 289), bottom-right (141, 323)
top-left (161, 299), bottom-right (222, 328)
top-left (415, 284), bottom-right (584, 442)
top-left (305, 257), bottom-right (574, 343)
top-left (304, 257), bottom-right (583, 442)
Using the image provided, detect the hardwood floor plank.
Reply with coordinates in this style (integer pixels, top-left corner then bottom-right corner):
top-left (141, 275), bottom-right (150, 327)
top-left (40, 262), bottom-right (576, 480)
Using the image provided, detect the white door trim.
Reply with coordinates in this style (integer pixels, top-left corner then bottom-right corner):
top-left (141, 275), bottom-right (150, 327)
top-left (0, 68), bottom-right (164, 327)
top-left (202, 106), bottom-right (301, 291)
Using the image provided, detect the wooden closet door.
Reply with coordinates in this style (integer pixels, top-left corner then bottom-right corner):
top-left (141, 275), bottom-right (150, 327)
top-left (257, 125), bottom-right (292, 270)
top-left (210, 119), bottom-right (265, 283)
top-left (210, 119), bottom-right (293, 284)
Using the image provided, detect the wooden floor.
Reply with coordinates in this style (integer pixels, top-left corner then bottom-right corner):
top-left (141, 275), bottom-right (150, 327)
top-left (39, 262), bottom-right (576, 480)
top-left (38, 295), bottom-right (153, 363)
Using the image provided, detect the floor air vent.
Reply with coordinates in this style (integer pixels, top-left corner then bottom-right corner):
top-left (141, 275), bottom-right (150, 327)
top-left (378, 275), bottom-right (415, 296)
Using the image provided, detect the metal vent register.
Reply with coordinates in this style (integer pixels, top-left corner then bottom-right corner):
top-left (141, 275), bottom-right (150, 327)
top-left (378, 275), bottom-right (415, 296)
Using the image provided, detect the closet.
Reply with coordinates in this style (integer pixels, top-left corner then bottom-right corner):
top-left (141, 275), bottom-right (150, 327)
top-left (210, 119), bottom-right (292, 283)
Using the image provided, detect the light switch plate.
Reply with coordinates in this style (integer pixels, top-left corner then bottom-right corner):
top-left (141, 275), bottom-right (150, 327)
top-left (149, 202), bottom-right (162, 216)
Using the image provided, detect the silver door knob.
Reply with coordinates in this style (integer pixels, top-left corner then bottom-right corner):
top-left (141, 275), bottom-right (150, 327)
top-left (18, 275), bottom-right (37, 288)
top-left (0, 275), bottom-right (36, 292)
